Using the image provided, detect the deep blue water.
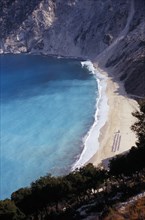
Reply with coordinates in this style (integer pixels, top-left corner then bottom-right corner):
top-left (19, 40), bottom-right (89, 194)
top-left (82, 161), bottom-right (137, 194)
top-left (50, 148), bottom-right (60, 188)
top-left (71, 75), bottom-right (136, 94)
top-left (0, 54), bottom-right (97, 199)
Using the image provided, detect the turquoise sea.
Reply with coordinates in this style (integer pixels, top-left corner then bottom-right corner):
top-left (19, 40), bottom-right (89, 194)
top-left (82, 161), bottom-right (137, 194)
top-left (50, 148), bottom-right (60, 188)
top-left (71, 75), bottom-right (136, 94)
top-left (0, 54), bottom-right (98, 199)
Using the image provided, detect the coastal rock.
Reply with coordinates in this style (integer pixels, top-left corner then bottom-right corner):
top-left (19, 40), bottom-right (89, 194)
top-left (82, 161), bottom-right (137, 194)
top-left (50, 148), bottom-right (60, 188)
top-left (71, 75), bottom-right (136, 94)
top-left (103, 34), bottom-right (113, 45)
top-left (0, 0), bottom-right (145, 96)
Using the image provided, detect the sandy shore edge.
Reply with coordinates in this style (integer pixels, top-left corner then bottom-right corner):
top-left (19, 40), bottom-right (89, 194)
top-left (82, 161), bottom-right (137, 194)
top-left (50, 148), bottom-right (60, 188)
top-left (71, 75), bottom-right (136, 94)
top-left (89, 64), bottom-right (139, 168)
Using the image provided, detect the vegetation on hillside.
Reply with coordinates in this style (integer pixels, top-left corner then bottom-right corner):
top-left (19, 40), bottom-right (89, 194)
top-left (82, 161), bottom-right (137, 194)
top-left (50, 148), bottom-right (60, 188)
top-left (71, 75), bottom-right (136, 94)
top-left (103, 196), bottom-right (145, 220)
top-left (0, 100), bottom-right (145, 220)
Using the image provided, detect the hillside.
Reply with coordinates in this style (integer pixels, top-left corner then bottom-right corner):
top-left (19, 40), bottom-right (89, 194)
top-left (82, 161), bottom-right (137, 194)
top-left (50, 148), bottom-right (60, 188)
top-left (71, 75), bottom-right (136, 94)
top-left (0, 0), bottom-right (145, 96)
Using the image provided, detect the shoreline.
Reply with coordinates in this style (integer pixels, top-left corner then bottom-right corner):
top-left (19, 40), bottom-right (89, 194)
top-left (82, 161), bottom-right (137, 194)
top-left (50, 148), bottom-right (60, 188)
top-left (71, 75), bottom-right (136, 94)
top-left (73, 60), bottom-right (139, 170)
top-left (72, 61), bottom-right (109, 170)
top-left (88, 64), bottom-right (139, 168)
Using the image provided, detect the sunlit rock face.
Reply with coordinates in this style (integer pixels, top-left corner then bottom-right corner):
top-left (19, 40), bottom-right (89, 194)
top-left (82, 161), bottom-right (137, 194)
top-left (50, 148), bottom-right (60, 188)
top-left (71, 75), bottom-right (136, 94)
top-left (0, 0), bottom-right (145, 96)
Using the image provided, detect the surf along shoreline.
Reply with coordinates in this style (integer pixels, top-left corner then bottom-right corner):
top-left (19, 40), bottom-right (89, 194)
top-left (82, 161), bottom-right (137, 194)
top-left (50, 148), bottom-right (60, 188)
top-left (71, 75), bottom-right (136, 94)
top-left (72, 61), bottom-right (109, 170)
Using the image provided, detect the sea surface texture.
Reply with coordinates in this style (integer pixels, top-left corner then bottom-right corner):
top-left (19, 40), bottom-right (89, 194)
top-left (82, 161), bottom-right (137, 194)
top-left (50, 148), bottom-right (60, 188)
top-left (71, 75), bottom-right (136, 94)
top-left (0, 54), bottom-right (97, 199)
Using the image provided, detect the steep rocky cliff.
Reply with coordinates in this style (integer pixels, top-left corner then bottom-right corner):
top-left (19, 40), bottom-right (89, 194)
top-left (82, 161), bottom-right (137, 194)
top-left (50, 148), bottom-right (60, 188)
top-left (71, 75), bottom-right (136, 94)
top-left (0, 0), bottom-right (145, 96)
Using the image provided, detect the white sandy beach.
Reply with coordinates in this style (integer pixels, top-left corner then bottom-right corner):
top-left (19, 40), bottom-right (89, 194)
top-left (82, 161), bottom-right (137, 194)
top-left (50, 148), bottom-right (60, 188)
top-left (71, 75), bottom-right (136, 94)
top-left (89, 65), bottom-right (139, 168)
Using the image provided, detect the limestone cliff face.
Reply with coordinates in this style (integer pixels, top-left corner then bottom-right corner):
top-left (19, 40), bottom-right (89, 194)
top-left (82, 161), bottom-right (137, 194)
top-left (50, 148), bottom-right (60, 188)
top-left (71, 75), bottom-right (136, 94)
top-left (0, 0), bottom-right (145, 96)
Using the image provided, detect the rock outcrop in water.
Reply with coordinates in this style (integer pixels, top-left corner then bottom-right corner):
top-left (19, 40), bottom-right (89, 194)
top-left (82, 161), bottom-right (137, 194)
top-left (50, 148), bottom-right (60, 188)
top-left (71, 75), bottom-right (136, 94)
top-left (0, 0), bottom-right (145, 96)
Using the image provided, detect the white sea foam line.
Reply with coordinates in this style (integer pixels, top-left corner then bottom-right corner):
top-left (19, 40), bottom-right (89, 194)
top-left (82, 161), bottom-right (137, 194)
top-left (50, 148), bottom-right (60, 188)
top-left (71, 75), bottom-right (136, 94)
top-left (72, 61), bottom-right (109, 170)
